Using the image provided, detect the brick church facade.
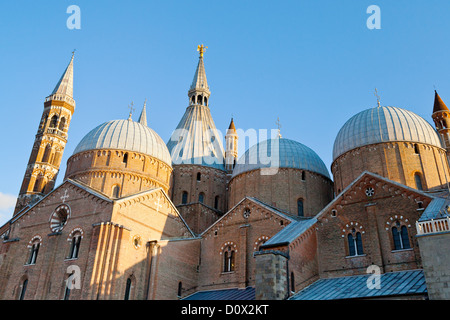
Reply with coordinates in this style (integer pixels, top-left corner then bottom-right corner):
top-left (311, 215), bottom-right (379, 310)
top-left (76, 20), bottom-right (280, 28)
top-left (1, 47), bottom-right (450, 300)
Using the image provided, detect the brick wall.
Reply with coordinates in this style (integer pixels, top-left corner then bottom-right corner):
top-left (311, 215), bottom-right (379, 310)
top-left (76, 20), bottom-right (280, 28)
top-left (229, 168), bottom-right (334, 218)
top-left (332, 142), bottom-right (449, 194)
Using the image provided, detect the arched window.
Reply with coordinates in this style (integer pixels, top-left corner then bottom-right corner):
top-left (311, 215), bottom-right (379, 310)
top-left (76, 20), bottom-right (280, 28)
top-left (68, 233), bottom-right (82, 259)
top-left (301, 171), bottom-right (306, 181)
top-left (33, 176), bottom-right (43, 193)
top-left (124, 277), bottom-right (132, 300)
top-left (392, 222), bottom-right (411, 250)
top-left (58, 117), bottom-right (66, 131)
top-left (223, 246), bottom-right (235, 272)
top-left (290, 272), bottom-right (295, 293)
top-left (204, 97), bottom-right (208, 106)
top-left (63, 276), bottom-right (71, 300)
top-left (27, 241), bottom-right (40, 265)
top-left (177, 282), bottom-right (183, 298)
top-left (214, 196), bottom-right (219, 210)
top-left (197, 95), bottom-right (203, 105)
top-left (414, 144), bottom-right (420, 154)
top-left (297, 199), bottom-right (304, 217)
top-left (123, 153), bottom-right (128, 164)
top-left (42, 145), bottom-right (52, 163)
top-left (19, 279), bottom-right (28, 300)
top-left (198, 192), bottom-right (205, 204)
top-left (347, 229), bottom-right (363, 256)
top-left (414, 173), bottom-right (423, 190)
top-left (197, 172), bottom-right (201, 181)
top-left (112, 185), bottom-right (120, 198)
top-left (49, 115), bottom-right (58, 128)
top-left (191, 96), bottom-right (195, 105)
top-left (182, 191), bottom-right (188, 204)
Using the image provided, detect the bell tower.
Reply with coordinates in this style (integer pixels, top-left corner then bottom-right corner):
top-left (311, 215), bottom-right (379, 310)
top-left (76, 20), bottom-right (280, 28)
top-left (13, 53), bottom-right (76, 216)
top-left (431, 90), bottom-right (450, 159)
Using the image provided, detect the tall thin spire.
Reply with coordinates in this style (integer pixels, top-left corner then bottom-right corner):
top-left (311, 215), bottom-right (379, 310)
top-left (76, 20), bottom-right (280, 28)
top-left (188, 44), bottom-right (210, 104)
top-left (138, 99), bottom-right (148, 126)
top-left (51, 52), bottom-right (75, 98)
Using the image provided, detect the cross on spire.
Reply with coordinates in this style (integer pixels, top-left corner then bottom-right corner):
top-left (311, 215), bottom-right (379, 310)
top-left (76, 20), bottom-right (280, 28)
top-left (128, 101), bottom-right (135, 120)
top-left (276, 117), bottom-right (282, 138)
top-left (374, 88), bottom-right (381, 107)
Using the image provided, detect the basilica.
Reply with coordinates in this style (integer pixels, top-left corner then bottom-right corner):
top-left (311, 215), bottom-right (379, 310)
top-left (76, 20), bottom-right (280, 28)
top-left (0, 46), bottom-right (449, 300)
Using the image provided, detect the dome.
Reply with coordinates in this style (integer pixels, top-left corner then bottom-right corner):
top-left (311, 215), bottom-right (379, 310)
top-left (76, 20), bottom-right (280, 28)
top-left (73, 119), bottom-right (172, 167)
top-left (231, 138), bottom-right (330, 179)
top-left (333, 106), bottom-right (443, 161)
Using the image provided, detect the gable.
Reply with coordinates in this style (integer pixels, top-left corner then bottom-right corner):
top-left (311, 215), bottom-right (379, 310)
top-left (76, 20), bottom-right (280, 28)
top-left (316, 171), bottom-right (433, 223)
top-left (201, 197), bottom-right (296, 238)
top-left (112, 188), bottom-right (196, 240)
top-left (7, 179), bottom-right (113, 241)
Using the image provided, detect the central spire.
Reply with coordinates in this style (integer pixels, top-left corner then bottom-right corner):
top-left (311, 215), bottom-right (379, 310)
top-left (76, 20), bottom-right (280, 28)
top-left (167, 45), bottom-right (225, 171)
top-left (188, 44), bottom-right (210, 106)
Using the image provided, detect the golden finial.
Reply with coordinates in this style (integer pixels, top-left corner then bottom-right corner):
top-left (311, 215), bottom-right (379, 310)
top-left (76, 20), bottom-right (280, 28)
top-left (197, 44), bottom-right (208, 58)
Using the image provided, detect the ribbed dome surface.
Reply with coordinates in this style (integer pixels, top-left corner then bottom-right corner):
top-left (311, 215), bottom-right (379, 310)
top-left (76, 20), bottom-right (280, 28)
top-left (73, 119), bottom-right (172, 167)
top-left (333, 106), bottom-right (443, 161)
top-left (166, 105), bottom-right (225, 171)
top-left (232, 138), bottom-right (330, 179)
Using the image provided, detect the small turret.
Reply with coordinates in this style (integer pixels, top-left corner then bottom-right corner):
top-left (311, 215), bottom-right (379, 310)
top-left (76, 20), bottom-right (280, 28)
top-left (225, 118), bottom-right (238, 173)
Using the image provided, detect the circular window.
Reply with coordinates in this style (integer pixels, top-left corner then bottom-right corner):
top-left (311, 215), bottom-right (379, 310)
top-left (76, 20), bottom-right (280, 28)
top-left (50, 204), bottom-right (70, 232)
top-left (365, 187), bottom-right (375, 197)
top-left (243, 208), bottom-right (251, 219)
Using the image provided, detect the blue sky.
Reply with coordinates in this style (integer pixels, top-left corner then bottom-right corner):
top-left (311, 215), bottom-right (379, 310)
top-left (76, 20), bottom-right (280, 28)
top-left (1, 0), bottom-right (450, 225)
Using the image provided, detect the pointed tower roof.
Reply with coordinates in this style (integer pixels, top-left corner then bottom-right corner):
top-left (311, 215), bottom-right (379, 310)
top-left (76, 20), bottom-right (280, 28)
top-left (188, 44), bottom-right (210, 96)
top-left (51, 52), bottom-right (74, 98)
top-left (433, 90), bottom-right (449, 113)
top-left (167, 45), bottom-right (225, 171)
top-left (228, 118), bottom-right (236, 131)
top-left (138, 99), bottom-right (148, 126)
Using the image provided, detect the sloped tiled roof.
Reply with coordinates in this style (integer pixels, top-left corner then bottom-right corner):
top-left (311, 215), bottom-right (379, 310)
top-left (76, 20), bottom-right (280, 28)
top-left (261, 218), bottom-right (317, 247)
top-left (290, 269), bottom-right (427, 300)
top-left (183, 287), bottom-right (255, 300)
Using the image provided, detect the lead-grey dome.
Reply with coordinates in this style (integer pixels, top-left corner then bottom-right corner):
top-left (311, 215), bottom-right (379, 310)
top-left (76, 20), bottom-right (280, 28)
top-left (73, 119), bottom-right (172, 167)
top-left (333, 106), bottom-right (443, 161)
top-left (232, 137), bottom-right (330, 179)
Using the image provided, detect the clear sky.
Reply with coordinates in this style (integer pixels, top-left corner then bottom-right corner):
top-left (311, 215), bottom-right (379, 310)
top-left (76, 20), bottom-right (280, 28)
top-left (1, 0), bottom-right (450, 225)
